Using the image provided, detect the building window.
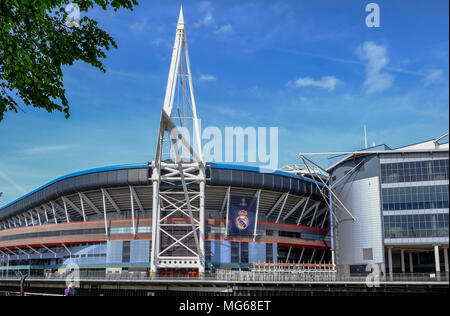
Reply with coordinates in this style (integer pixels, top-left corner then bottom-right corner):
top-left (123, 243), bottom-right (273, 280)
top-left (381, 159), bottom-right (449, 184)
top-left (122, 241), bottom-right (130, 263)
top-left (383, 213), bottom-right (449, 239)
top-left (205, 241), bottom-right (211, 263)
top-left (231, 242), bottom-right (239, 263)
top-left (240, 242), bottom-right (249, 264)
top-left (266, 243), bottom-right (273, 263)
top-left (382, 185), bottom-right (449, 211)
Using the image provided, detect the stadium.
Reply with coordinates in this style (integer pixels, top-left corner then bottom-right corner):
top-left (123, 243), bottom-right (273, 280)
top-left (0, 162), bottom-right (331, 278)
top-left (0, 9), bottom-right (335, 280)
top-left (0, 7), bottom-right (447, 296)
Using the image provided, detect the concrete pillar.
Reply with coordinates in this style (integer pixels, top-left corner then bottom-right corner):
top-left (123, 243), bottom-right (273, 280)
top-left (434, 245), bottom-right (440, 275)
top-left (443, 247), bottom-right (449, 274)
top-left (400, 250), bottom-right (405, 273)
top-left (388, 247), bottom-right (393, 280)
top-left (409, 252), bottom-right (414, 273)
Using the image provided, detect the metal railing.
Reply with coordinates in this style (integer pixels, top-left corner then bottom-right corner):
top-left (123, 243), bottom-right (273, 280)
top-left (0, 271), bottom-right (448, 283)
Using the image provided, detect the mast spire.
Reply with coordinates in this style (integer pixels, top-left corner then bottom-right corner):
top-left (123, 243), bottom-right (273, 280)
top-left (178, 5), bottom-right (184, 25)
top-left (150, 7), bottom-right (206, 277)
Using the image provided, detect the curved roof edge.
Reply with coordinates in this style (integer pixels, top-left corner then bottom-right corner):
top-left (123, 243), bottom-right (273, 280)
top-left (0, 163), bottom-right (148, 211)
top-left (208, 163), bottom-right (324, 186)
top-left (0, 162), bottom-right (326, 221)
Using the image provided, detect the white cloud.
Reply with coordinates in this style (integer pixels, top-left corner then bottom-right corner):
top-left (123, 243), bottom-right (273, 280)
top-left (17, 145), bottom-right (74, 155)
top-left (193, 11), bottom-right (216, 28)
top-left (129, 18), bottom-right (150, 33)
top-left (422, 68), bottom-right (444, 86)
top-left (299, 97), bottom-right (309, 103)
top-left (199, 74), bottom-right (217, 82)
top-left (215, 24), bottom-right (232, 35)
top-left (287, 76), bottom-right (340, 91)
top-left (357, 41), bottom-right (394, 94)
top-left (152, 38), bottom-right (172, 49)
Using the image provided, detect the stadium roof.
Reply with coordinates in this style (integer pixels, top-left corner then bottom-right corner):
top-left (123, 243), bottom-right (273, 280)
top-left (0, 162), bottom-right (325, 221)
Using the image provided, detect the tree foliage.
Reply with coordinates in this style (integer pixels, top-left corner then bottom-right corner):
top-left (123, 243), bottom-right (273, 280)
top-left (0, 0), bottom-right (138, 122)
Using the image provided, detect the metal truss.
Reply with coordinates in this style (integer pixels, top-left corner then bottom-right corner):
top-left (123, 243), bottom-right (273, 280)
top-left (298, 153), bottom-right (358, 267)
top-left (150, 7), bottom-right (205, 275)
top-left (298, 154), bottom-right (356, 224)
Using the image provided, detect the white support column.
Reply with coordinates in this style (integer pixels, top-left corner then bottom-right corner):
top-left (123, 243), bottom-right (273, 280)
top-left (309, 249), bottom-right (316, 263)
top-left (275, 193), bottom-right (289, 223)
top-left (253, 189), bottom-right (261, 241)
top-left (130, 186), bottom-right (144, 214)
top-left (444, 247), bottom-right (449, 274)
top-left (283, 197), bottom-right (305, 222)
top-left (5, 248), bottom-right (18, 259)
top-left (400, 249), bottom-right (405, 273)
top-left (41, 244), bottom-right (57, 258)
top-left (51, 202), bottom-right (58, 224)
top-left (409, 252), bottom-right (414, 273)
top-left (15, 247), bottom-right (29, 259)
top-left (319, 250), bottom-right (326, 264)
top-left (102, 190), bottom-right (109, 239)
top-left (150, 167), bottom-right (160, 276)
top-left (267, 193), bottom-right (288, 218)
top-left (224, 186), bottom-right (230, 236)
top-left (296, 197), bottom-right (311, 225)
top-left (62, 243), bottom-right (71, 256)
top-left (220, 186), bottom-right (231, 216)
top-left (285, 246), bottom-right (292, 263)
top-left (320, 208), bottom-right (329, 228)
top-left (199, 168), bottom-right (206, 274)
top-left (434, 245), bottom-right (440, 274)
top-left (388, 247), bottom-right (393, 280)
top-left (79, 193), bottom-right (87, 222)
top-left (308, 203), bottom-right (320, 226)
top-left (29, 211), bottom-right (35, 226)
top-left (130, 186), bottom-right (136, 236)
top-left (62, 199), bottom-right (70, 223)
top-left (102, 188), bottom-right (121, 213)
top-left (26, 246), bottom-right (42, 258)
top-left (298, 248), bottom-right (305, 263)
top-left (43, 206), bottom-right (49, 223)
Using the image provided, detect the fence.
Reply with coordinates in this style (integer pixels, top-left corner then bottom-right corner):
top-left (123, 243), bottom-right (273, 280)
top-left (0, 270), bottom-right (448, 283)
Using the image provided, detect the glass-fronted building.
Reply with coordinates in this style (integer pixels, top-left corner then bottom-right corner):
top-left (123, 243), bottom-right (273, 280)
top-left (328, 137), bottom-right (449, 277)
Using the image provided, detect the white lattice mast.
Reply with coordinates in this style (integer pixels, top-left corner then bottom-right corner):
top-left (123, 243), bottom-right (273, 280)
top-left (150, 6), bottom-right (206, 277)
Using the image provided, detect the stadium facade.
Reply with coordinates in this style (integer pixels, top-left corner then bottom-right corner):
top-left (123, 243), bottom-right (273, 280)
top-left (0, 163), bottom-right (331, 277)
top-left (326, 136), bottom-right (449, 278)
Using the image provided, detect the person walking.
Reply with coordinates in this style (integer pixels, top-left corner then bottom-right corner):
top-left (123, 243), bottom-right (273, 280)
top-left (64, 282), bottom-right (77, 296)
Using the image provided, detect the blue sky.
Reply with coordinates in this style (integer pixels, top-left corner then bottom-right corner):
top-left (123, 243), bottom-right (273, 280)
top-left (0, 0), bottom-right (448, 206)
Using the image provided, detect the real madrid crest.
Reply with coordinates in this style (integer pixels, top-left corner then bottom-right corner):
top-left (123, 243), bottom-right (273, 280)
top-left (235, 210), bottom-right (249, 230)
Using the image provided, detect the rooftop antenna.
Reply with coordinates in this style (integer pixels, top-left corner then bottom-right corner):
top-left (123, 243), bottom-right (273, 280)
top-left (364, 125), bottom-right (368, 149)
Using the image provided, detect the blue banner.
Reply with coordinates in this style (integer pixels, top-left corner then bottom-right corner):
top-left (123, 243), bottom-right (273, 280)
top-left (227, 195), bottom-right (257, 235)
